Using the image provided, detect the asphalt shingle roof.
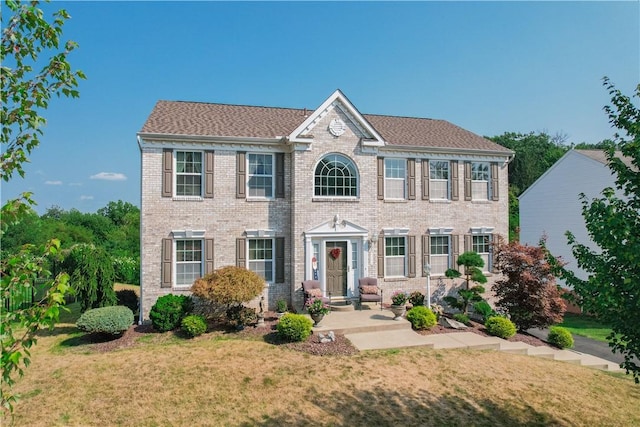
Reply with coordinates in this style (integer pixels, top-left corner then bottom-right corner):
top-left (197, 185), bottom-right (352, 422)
top-left (140, 100), bottom-right (511, 153)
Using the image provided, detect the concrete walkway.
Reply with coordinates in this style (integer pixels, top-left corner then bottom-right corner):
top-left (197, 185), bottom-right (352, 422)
top-left (311, 308), bottom-right (624, 373)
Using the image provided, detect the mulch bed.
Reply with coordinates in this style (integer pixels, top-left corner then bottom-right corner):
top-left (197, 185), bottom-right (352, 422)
top-left (87, 312), bottom-right (549, 355)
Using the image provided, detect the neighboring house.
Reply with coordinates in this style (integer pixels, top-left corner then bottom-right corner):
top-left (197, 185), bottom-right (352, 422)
top-left (519, 149), bottom-right (628, 286)
top-left (137, 90), bottom-right (512, 320)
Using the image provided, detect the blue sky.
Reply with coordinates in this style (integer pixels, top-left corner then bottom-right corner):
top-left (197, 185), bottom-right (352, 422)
top-left (2, 1), bottom-right (638, 214)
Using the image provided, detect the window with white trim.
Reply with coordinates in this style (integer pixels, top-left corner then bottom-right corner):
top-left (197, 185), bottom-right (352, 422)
top-left (429, 161), bottom-right (449, 199)
top-left (175, 239), bottom-right (202, 286)
top-left (472, 234), bottom-right (492, 272)
top-left (384, 158), bottom-right (406, 199)
top-left (248, 153), bottom-right (273, 198)
top-left (471, 162), bottom-right (490, 200)
top-left (249, 239), bottom-right (273, 282)
top-left (430, 235), bottom-right (450, 276)
top-left (175, 151), bottom-right (203, 196)
top-left (385, 236), bottom-right (406, 277)
top-left (314, 154), bottom-right (358, 197)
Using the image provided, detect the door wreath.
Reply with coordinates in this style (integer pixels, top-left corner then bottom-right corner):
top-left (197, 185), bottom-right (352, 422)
top-left (330, 247), bottom-right (341, 259)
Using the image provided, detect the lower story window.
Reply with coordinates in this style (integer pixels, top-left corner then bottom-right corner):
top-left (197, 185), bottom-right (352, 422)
top-left (385, 237), bottom-right (406, 277)
top-left (430, 235), bottom-right (450, 275)
top-left (472, 235), bottom-right (491, 271)
top-left (176, 239), bottom-right (202, 286)
top-left (249, 239), bottom-right (273, 282)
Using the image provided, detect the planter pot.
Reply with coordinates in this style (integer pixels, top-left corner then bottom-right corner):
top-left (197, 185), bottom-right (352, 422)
top-left (390, 304), bottom-right (406, 320)
top-left (276, 312), bottom-right (286, 319)
top-left (310, 313), bottom-right (324, 326)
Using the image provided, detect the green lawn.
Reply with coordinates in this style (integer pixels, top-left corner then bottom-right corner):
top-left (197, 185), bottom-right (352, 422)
top-left (559, 313), bottom-right (612, 342)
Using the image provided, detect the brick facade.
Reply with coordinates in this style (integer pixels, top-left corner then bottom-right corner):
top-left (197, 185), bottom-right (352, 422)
top-left (138, 91), bottom-right (511, 320)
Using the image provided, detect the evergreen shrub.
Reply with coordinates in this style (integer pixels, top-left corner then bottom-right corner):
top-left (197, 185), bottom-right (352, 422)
top-left (149, 294), bottom-right (192, 332)
top-left (76, 305), bottom-right (133, 336)
top-left (548, 326), bottom-right (574, 349)
top-left (276, 313), bottom-right (313, 342)
top-left (406, 306), bottom-right (437, 330)
top-left (486, 316), bottom-right (517, 339)
top-left (181, 314), bottom-right (207, 338)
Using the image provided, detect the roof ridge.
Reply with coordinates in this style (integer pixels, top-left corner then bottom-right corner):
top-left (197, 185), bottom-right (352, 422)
top-left (363, 112), bottom-right (441, 121)
top-left (157, 99), bottom-right (309, 112)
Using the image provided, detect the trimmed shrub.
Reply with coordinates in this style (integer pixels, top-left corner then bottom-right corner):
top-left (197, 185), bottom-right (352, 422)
top-left (116, 289), bottom-right (139, 315)
top-left (548, 326), bottom-right (574, 349)
top-left (408, 291), bottom-right (425, 307)
top-left (149, 294), bottom-right (192, 332)
top-left (453, 313), bottom-right (471, 326)
top-left (181, 314), bottom-right (207, 338)
top-left (191, 266), bottom-right (265, 306)
top-left (473, 300), bottom-right (496, 323)
top-left (406, 306), bottom-right (437, 330)
top-left (486, 316), bottom-right (517, 339)
top-left (227, 305), bottom-right (257, 327)
top-left (76, 305), bottom-right (133, 336)
top-left (276, 313), bottom-right (313, 342)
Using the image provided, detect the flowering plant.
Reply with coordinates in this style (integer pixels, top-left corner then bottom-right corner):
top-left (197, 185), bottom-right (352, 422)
top-left (305, 298), bottom-right (330, 315)
top-left (391, 290), bottom-right (409, 306)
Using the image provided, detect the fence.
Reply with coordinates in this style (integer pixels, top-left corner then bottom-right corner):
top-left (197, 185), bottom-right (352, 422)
top-left (2, 279), bottom-right (49, 312)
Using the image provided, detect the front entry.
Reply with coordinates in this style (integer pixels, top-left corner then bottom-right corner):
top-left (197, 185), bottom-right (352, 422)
top-left (326, 241), bottom-right (347, 297)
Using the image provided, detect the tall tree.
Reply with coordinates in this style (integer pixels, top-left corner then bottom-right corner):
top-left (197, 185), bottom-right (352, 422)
top-left (554, 78), bottom-right (640, 382)
top-left (1, 0), bottom-right (84, 413)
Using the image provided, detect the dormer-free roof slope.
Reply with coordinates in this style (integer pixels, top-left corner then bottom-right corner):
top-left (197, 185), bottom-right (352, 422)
top-left (140, 98), bottom-right (511, 153)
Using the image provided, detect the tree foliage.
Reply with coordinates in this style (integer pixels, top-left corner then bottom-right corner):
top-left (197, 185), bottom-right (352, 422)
top-left (494, 237), bottom-right (566, 331)
top-left (553, 78), bottom-right (640, 382)
top-left (191, 266), bottom-right (265, 307)
top-left (60, 244), bottom-right (117, 312)
top-left (443, 251), bottom-right (487, 314)
top-left (1, 0), bottom-right (84, 414)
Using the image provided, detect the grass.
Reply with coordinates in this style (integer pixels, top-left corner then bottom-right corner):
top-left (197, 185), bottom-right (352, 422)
top-left (559, 313), bottom-right (613, 343)
top-left (5, 306), bottom-right (640, 426)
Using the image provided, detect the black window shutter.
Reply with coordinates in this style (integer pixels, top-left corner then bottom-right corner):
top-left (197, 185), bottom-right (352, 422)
top-left (162, 149), bottom-right (173, 198)
top-left (275, 153), bottom-right (285, 198)
top-left (161, 238), bottom-right (172, 288)
top-left (275, 237), bottom-right (285, 283)
top-left (204, 151), bottom-right (214, 199)
top-left (236, 152), bottom-right (246, 199)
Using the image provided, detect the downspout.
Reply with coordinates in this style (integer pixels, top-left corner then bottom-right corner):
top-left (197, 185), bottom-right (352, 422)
top-left (137, 135), bottom-right (144, 325)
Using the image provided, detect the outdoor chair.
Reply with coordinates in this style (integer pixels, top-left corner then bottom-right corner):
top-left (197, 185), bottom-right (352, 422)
top-left (358, 277), bottom-right (383, 310)
top-left (302, 280), bottom-right (331, 305)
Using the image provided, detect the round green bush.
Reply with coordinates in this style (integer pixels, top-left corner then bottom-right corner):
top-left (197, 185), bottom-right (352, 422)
top-left (485, 316), bottom-right (517, 339)
top-left (406, 306), bottom-right (437, 330)
top-left (76, 305), bottom-right (134, 336)
top-left (548, 326), bottom-right (574, 349)
top-left (181, 314), bottom-right (207, 338)
top-left (276, 313), bottom-right (313, 342)
top-left (149, 294), bottom-right (192, 332)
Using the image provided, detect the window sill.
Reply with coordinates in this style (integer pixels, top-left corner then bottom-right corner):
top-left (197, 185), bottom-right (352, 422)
top-left (383, 277), bottom-right (408, 282)
top-left (384, 199), bottom-right (408, 203)
top-left (312, 197), bottom-right (359, 203)
top-left (246, 197), bottom-right (275, 202)
top-left (172, 196), bottom-right (204, 202)
top-left (171, 286), bottom-right (192, 291)
top-left (429, 199), bottom-right (451, 204)
top-left (471, 199), bottom-right (491, 204)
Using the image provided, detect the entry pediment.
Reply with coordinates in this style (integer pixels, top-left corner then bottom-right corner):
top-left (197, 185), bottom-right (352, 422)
top-left (305, 217), bottom-right (369, 237)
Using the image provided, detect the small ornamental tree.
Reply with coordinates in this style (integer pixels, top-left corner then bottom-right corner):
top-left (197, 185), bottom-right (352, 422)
top-left (443, 251), bottom-right (487, 314)
top-left (494, 237), bottom-right (566, 331)
top-left (61, 244), bottom-right (117, 312)
top-left (191, 266), bottom-right (265, 323)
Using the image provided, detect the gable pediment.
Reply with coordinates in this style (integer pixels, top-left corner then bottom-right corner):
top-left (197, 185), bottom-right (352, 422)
top-left (305, 217), bottom-right (369, 237)
top-left (288, 90), bottom-right (385, 149)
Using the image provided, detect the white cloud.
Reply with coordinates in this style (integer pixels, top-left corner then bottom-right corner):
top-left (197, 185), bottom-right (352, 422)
top-left (90, 172), bottom-right (127, 181)
top-left (80, 195), bottom-right (94, 200)
top-left (45, 180), bottom-right (63, 185)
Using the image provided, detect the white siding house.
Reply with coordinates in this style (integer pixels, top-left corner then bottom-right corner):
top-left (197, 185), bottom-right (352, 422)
top-left (519, 149), bottom-right (623, 284)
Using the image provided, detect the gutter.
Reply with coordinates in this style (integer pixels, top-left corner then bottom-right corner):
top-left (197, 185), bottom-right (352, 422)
top-left (137, 135), bottom-right (144, 324)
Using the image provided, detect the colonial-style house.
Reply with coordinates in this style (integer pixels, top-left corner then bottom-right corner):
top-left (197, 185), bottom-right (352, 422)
top-left (137, 90), bottom-right (512, 320)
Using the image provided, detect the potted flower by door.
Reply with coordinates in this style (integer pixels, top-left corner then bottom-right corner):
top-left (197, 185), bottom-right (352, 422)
top-left (305, 298), bottom-right (330, 326)
top-left (390, 291), bottom-right (408, 320)
top-left (275, 298), bottom-right (288, 318)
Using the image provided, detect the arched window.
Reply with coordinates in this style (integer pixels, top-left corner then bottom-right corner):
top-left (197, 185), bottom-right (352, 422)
top-left (314, 154), bottom-right (358, 197)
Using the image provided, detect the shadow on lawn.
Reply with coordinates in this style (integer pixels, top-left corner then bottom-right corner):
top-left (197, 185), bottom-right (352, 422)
top-left (240, 389), bottom-right (569, 427)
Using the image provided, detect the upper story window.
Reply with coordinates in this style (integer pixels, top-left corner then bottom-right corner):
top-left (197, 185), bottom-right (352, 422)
top-left (248, 153), bottom-right (273, 198)
top-left (384, 158), bottom-right (406, 199)
top-left (429, 161), bottom-right (450, 199)
top-left (176, 151), bottom-right (202, 196)
top-left (314, 154), bottom-right (358, 197)
top-left (471, 162), bottom-right (490, 200)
